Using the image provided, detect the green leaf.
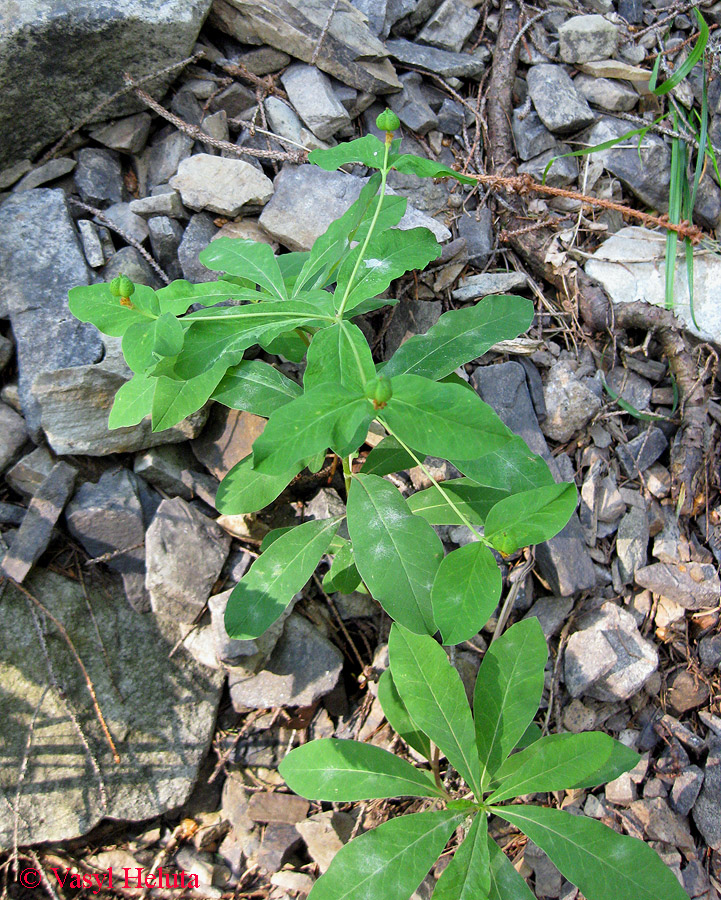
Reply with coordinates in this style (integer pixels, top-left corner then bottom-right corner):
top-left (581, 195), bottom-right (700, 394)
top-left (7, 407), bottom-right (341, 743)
top-left (174, 300), bottom-right (332, 378)
top-left (474, 618), bottom-right (547, 783)
top-left (294, 175), bottom-right (383, 294)
top-left (279, 739), bottom-right (445, 801)
top-left (484, 482), bottom-right (577, 554)
top-left (211, 359), bottom-right (302, 415)
top-left (277, 251), bottom-right (310, 291)
top-left (225, 516), bottom-right (341, 639)
top-left (323, 542), bottom-right (362, 594)
top-left (377, 669), bottom-right (432, 760)
top-left (434, 813), bottom-right (490, 900)
top-left (348, 475), bottom-right (443, 634)
top-left (304, 322), bottom-right (376, 394)
top-left (68, 282), bottom-right (158, 337)
top-left (307, 810), bottom-right (463, 900)
top-left (198, 237), bottom-right (288, 300)
top-left (487, 732), bottom-right (640, 803)
top-left (259, 329), bottom-right (310, 363)
top-left (347, 294), bottom-right (399, 317)
top-left (155, 278), bottom-right (263, 315)
top-left (308, 134), bottom-right (388, 172)
top-left (336, 227), bottom-right (441, 315)
top-left (215, 455), bottom-right (302, 515)
top-left (453, 436), bottom-right (556, 494)
top-left (122, 319), bottom-right (161, 374)
top-left (353, 194), bottom-right (407, 243)
top-left (408, 479), bottom-right (509, 526)
top-left (108, 372), bottom-right (155, 428)
top-left (389, 625), bottom-right (482, 796)
top-left (515, 721), bottom-right (542, 751)
top-left (431, 543), bottom-right (502, 645)
top-left (362, 435), bottom-right (419, 476)
top-left (252, 384), bottom-right (373, 475)
top-left (382, 296), bottom-right (534, 380)
top-left (488, 836), bottom-right (536, 900)
top-left (649, 7), bottom-right (708, 97)
top-left (152, 311), bottom-right (185, 358)
top-left (391, 153), bottom-right (477, 185)
top-left (151, 360), bottom-right (226, 431)
top-left (382, 376), bottom-right (513, 461)
top-left (491, 805), bottom-right (689, 900)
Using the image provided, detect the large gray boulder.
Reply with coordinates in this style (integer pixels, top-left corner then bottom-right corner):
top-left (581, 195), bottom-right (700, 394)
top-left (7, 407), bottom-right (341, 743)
top-left (0, 569), bottom-right (223, 848)
top-left (0, 189), bottom-right (102, 440)
top-left (0, 0), bottom-right (213, 169)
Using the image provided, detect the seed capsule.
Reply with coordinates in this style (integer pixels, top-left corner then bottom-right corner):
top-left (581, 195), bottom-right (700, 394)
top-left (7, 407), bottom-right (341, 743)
top-left (375, 108), bottom-right (400, 133)
top-left (364, 374), bottom-right (393, 409)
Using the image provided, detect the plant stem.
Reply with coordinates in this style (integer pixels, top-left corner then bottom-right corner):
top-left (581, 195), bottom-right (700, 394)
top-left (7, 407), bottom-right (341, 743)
top-left (334, 137), bottom-right (392, 320)
top-left (342, 455), bottom-right (353, 496)
top-left (377, 420), bottom-right (489, 546)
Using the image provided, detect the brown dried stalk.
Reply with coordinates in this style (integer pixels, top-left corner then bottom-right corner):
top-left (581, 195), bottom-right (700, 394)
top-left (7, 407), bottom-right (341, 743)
top-left (126, 77), bottom-right (307, 164)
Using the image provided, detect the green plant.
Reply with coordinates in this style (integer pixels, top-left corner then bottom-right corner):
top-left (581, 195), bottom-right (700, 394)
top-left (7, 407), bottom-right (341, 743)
top-left (67, 114), bottom-right (684, 900)
top-left (69, 115), bottom-right (576, 648)
top-left (280, 619), bottom-right (687, 900)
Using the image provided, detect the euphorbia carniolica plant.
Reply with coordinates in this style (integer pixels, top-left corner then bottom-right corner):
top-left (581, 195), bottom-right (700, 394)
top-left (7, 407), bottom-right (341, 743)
top-left (69, 111), bottom-right (686, 900)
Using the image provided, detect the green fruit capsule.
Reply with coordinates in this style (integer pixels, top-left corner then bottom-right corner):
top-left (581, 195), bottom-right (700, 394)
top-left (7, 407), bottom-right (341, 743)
top-left (109, 276), bottom-right (123, 297)
top-left (364, 374), bottom-right (393, 408)
top-left (117, 275), bottom-right (135, 298)
top-left (376, 108), bottom-right (400, 133)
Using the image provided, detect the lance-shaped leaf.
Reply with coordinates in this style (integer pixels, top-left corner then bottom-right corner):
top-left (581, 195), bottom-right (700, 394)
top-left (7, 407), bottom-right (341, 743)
top-left (431, 543), bottom-right (502, 646)
top-left (491, 805), bottom-right (689, 900)
top-left (152, 311), bottom-right (184, 358)
top-left (383, 296), bottom-right (534, 380)
top-left (382, 376), bottom-right (513, 461)
top-left (408, 479), bottom-right (509, 526)
top-left (259, 330), bottom-right (309, 363)
top-left (304, 322), bottom-right (375, 394)
top-left (488, 836), bottom-right (536, 900)
top-left (434, 813), bottom-right (490, 900)
top-left (487, 733), bottom-right (640, 803)
top-left (294, 175), bottom-right (383, 294)
top-left (198, 237), bottom-right (288, 300)
top-left (225, 516), bottom-right (341, 639)
top-left (68, 282), bottom-right (159, 337)
top-left (348, 475), bottom-right (442, 634)
top-left (215, 455), bottom-right (303, 515)
top-left (453, 436), bottom-right (555, 494)
top-left (122, 319), bottom-right (160, 374)
top-left (474, 618), bottom-right (547, 782)
top-left (389, 625), bottom-right (482, 796)
top-left (173, 300), bottom-right (333, 378)
top-left (151, 360), bottom-right (227, 431)
top-left (211, 360), bottom-right (302, 416)
top-left (308, 134), bottom-right (389, 172)
top-left (336, 227), bottom-right (440, 314)
top-left (391, 153), bottom-right (477, 185)
top-left (377, 669), bottom-right (432, 760)
top-left (484, 482), bottom-right (577, 555)
top-left (108, 372), bottom-right (155, 428)
top-left (353, 194), bottom-right (407, 243)
top-left (323, 541), bottom-right (362, 594)
top-left (277, 251), bottom-right (310, 291)
top-left (347, 294), bottom-right (399, 317)
top-left (155, 278), bottom-right (264, 315)
top-left (252, 385), bottom-right (373, 475)
top-left (361, 435), bottom-right (419, 476)
top-left (279, 739), bottom-right (445, 801)
top-left (307, 810), bottom-right (463, 900)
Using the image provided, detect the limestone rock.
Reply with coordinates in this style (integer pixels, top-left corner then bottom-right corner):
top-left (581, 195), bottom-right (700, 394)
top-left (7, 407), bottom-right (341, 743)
top-left (558, 15), bottom-right (619, 64)
top-left (541, 360), bottom-right (601, 442)
top-left (170, 154), bottom-right (274, 216)
top-left (0, 569), bottom-right (223, 848)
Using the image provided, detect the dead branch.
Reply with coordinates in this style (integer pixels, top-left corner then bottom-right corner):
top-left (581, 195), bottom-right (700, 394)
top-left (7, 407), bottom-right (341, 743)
top-left (126, 78), bottom-right (307, 164)
top-left (486, 0), bottom-right (710, 516)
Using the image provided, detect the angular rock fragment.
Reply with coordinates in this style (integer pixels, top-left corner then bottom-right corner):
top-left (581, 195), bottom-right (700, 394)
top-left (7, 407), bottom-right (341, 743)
top-left (558, 14), bottom-right (619, 64)
top-left (527, 65), bottom-right (596, 134)
top-left (0, 403), bottom-right (28, 474)
top-left (635, 561), bottom-right (721, 610)
top-left (386, 38), bottom-right (485, 78)
top-left (170, 154), bottom-right (274, 216)
top-left (280, 64), bottom-right (351, 139)
top-left (145, 497), bottom-right (230, 622)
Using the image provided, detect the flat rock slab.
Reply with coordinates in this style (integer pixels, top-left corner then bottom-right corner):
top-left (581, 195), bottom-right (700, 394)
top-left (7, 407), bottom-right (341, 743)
top-left (0, 0), bottom-right (214, 169)
top-left (527, 65), bottom-right (595, 134)
top-left (31, 338), bottom-right (208, 455)
top-left (386, 38), bottom-right (485, 78)
top-left (635, 561), bottom-right (721, 609)
top-left (586, 227), bottom-right (721, 343)
top-left (0, 569), bottom-right (223, 848)
top-left (0, 189), bottom-right (103, 437)
top-left (170, 154), bottom-right (274, 216)
top-left (220, 0), bottom-right (400, 94)
top-left (259, 165), bottom-right (450, 252)
top-left (1, 462), bottom-right (76, 583)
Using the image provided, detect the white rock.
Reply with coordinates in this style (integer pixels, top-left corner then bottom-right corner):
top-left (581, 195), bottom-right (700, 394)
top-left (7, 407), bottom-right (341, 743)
top-left (541, 360), bottom-right (601, 442)
top-left (586, 227), bottom-right (721, 343)
top-left (170, 154), bottom-right (274, 216)
top-left (280, 63), bottom-right (351, 140)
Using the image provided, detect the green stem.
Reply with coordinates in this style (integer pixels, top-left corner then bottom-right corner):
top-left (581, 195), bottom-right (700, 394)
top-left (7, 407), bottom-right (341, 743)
top-left (334, 138), bottom-right (392, 320)
top-left (342, 455), bottom-right (353, 496)
top-left (377, 420), bottom-right (490, 546)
